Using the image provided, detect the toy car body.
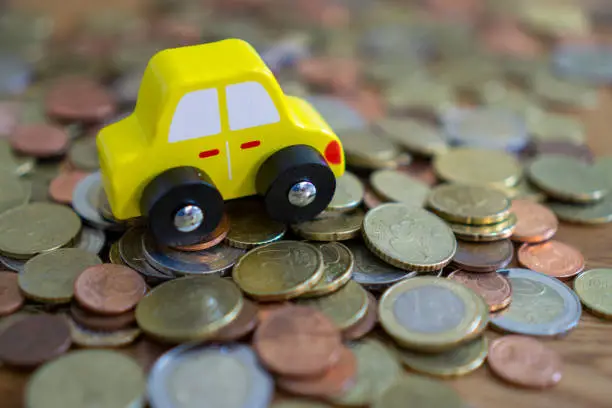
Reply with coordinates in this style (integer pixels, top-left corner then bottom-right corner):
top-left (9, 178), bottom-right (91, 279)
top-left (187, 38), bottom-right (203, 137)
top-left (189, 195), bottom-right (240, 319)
top-left (97, 38), bottom-right (345, 246)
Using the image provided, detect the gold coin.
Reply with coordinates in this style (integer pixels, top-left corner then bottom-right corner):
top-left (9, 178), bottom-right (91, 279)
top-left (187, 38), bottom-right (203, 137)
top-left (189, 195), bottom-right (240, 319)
top-left (0, 203), bottom-right (81, 259)
top-left (379, 277), bottom-right (489, 352)
top-left (548, 195), bottom-right (612, 224)
top-left (331, 338), bottom-right (402, 406)
top-left (574, 269), bottom-right (612, 318)
top-left (135, 276), bottom-right (243, 343)
top-left (291, 209), bottom-right (364, 241)
top-left (427, 183), bottom-right (511, 225)
top-left (108, 241), bottom-right (125, 265)
top-left (447, 213), bottom-right (517, 242)
top-left (347, 151), bottom-right (411, 171)
top-left (19, 248), bottom-right (102, 303)
top-left (337, 129), bottom-right (400, 163)
top-left (493, 179), bottom-right (546, 203)
top-left (396, 336), bottom-right (488, 377)
top-left (385, 78), bottom-right (455, 114)
top-left (372, 375), bottom-right (465, 408)
top-left (271, 402), bottom-right (331, 408)
top-left (232, 241), bottom-right (324, 301)
top-left (528, 111), bottom-right (585, 144)
top-left (362, 203), bottom-right (456, 272)
top-left (301, 242), bottom-right (354, 297)
top-left (294, 280), bottom-right (368, 330)
top-left (68, 319), bottom-right (141, 348)
top-left (224, 198), bottom-right (286, 249)
top-left (0, 171), bottom-right (30, 215)
top-left (370, 170), bottom-right (431, 208)
top-left (528, 154), bottom-right (608, 203)
top-left (373, 118), bottom-right (449, 157)
top-left (323, 171), bottom-right (364, 214)
top-left (433, 147), bottom-right (522, 188)
top-left (26, 350), bottom-right (146, 408)
top-left (533, 71), bottom-right (598, 109)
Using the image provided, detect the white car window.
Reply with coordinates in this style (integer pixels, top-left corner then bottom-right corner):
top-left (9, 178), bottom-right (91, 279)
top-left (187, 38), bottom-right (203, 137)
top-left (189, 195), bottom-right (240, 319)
top-left (168, 88), bottom-right (221, 143)
top-left (226, 81), bottom-right (280, 131)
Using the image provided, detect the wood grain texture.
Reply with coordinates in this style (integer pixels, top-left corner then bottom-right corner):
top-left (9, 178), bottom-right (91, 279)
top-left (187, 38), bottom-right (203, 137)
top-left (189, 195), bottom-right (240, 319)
top-left (2, 78), bottom-right (612, 408)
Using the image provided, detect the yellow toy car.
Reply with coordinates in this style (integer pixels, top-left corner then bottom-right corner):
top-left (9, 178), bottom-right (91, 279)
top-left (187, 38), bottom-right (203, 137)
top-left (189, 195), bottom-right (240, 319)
top-left (97, 38), bottom-right (345, 246)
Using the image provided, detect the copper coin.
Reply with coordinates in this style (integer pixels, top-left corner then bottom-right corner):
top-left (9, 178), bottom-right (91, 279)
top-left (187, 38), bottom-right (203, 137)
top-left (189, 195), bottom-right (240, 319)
top-left (10, 124), bottom-right (70, 158)
top-left (363, 186), bottom-right (386, 210)
top-left (0, 101), bottom-right (21, 137)
top-left (0, 272), bottom-right (24, 316)
top-left (213, 299), bottom-right (259, 342)
top-left (398, 160), bottom-right (439, 186)
top-left (170, 214), bottom-right (229, 251)
top-left (517, 241), bottom-right (585, 280)
top-left (74, 264), bottom-right (147, 315)
top-left (343, 89), bottom-right (386, 121)
top-left (481, 19), bottom-right (542, 58)
top-left (45, 76), bottom-right (116, 122)
top-left (277, 346), bottom-right (357, 398)
top-left (488, 335), bottom-right (562, 389)
top-left (533, 141), bottom-right (594, 164)
top-left (511, 200), bottom-right (559, 243)
top-left (297, 57), bottom-right (360, 94)
top-left (257, 302), bottom-right (290, 322)
top-left (48, 170), bottom-right (90, 204)
top-left (448, 269), bottom-right (512, 312)
top-left (452, 239), bottom-right (514, 272)
top-left (253, 305), bottom-right (342, 377)
top-left (69, 302), bottom-right (136, 332)
top-left (0, 314), bottom-right (71, 367)
top-left (342, 292), bottom-right (378, 341)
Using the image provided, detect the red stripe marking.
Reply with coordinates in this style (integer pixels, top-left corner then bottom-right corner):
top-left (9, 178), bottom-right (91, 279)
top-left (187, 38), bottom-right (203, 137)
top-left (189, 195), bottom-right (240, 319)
top-left (241, 140), bottom-right (261, 150)
top-left (199, 149), bottom-right (220, 158)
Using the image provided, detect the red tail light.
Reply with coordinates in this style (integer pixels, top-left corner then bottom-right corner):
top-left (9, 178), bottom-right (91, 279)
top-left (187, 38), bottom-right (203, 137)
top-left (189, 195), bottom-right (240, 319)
top-left (324, 140), bottom-right (342, 165)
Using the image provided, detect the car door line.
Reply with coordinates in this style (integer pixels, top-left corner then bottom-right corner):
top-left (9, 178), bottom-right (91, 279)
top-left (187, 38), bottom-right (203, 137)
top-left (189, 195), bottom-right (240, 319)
top-left (225, 140), bottom-right (232, 180)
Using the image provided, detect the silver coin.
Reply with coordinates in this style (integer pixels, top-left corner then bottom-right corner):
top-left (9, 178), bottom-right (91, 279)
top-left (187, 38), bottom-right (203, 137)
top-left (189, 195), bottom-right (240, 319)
top-left (305, 95), bottom-right (367, 131)
top-left (491, 268), bottom-right (582, 336)
top-left (553, 44), bottom-right (612, 85)
top-left (148, 343), bottom-right (273, 408)
top-left (74, 226), bottom-right (106, 254)
top-left (72, 172), bottom-right (124, 231)
top-left (0, 253), bottom-right (24, 272)
top-left (119, 227), bottom-right (174, 281)
top-left (442, 107), bottom-right (528, 152)
top-left (142, 233), bottom-right (245, 276)
top-left (0, 51), bottom-right (31, 95)
top-left (111, 70), bottom-right (142, 106)
top-left (344, 241), bottom-right (416, 291)
top-left (395, 285), bottom-right (466, 333)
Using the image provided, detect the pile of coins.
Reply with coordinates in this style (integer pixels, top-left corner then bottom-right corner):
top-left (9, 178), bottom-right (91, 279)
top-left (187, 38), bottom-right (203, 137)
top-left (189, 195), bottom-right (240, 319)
top-left (2, 0), bottom-right (612, 407)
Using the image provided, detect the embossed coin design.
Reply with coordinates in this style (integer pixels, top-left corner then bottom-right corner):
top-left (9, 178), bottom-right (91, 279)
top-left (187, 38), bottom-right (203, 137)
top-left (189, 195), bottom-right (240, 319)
top-left (148, 344), bottom-right (273, 408)
top-left (433, 148), bottom-right (522, 188)
top-left (74, 264), bottom-right (147, 315)
top-left (379, 277), bottom-right (489, 351)
top-left (488, 335), bottom-right (563, 389)
top-left (0, 271), bottom-right (24, 315)
top-left (363, 204), bottom-right (457, 272)
top-left (528, 154), bottom-right (608, 203)
top-left (295, 281), bottom-right (369, 330)
top-left (325, 171), bottom-right (364, 214)
top-left (233, 241), bottom-right (324, 301)
top-left (302, 242), bottom-right (354, 297)
top-left (517, 241), bottom-right (585, 280)
top-left (135, 276), bottom-right (244, 342)
top-left (511, 199), bottom-right (558, 242)
top-left (253, 305), bottom-right (342, 377)
top-left (448, 269), bottom-right (512, 312)
top-left (427, 183), bottom-right (511, 225)
top-left (574, 269), bottom-right (612, 318)
top-left (331, 339), bottom-right (402, 407)
top-left (370, 169), bottom-right (431, 208)
top-left (372, 375), bottom-right (465, 408)
top-left (452, 240), bottom-right (513, 272)
top-left (224, 198), bottom-right (287, 249)
top-left (0, 203), bottom-right (81, 259)
top-left (0, 314), bottom-right (71, 367)
top-left (19, 248), bottom-right (102, 303)
top-left (344, 241), bottom-right (414, 291)
top-left (397, 336), bottom-right (488, 377)
top-left (292, 210), bottom-right (364, 241)
top-left (26, 350), bottom-right (146, 408)
top-left (491, 268), bottom-right (581, 336)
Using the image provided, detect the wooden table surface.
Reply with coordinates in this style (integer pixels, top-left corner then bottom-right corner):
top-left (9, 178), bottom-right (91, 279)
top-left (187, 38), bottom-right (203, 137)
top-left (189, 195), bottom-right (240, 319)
top-left (2, 91), bottom-right (612, 408)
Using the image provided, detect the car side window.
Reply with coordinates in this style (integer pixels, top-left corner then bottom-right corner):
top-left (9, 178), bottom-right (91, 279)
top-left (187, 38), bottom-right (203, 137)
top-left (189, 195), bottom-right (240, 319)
top-left (226, 81), bottom-right (280, 131)
top-left (168, 88), bottom-right (221, 143)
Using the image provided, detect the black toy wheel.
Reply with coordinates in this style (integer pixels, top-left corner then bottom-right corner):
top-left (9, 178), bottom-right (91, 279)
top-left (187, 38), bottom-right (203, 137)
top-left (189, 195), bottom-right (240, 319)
top-left (256, 144), bottom-right (336, 223)
top-left (140, 166), bottom-right (224, 247)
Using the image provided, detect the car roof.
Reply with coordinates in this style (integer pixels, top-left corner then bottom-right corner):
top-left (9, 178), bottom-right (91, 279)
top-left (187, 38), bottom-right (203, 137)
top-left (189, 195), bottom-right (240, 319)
top-left (149, 38), bottom-right (271, 86)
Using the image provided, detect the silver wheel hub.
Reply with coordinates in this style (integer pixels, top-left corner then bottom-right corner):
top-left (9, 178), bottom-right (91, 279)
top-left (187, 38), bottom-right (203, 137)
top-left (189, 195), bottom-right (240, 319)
top-left (288, 181), bottom-right (317, 207)
top-left (174, 205), bottom-right (204, 232)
